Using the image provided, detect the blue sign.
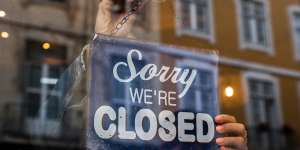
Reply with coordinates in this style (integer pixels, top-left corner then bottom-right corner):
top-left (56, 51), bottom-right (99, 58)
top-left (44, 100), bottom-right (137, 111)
top-left (87, 35), bottom-right (219, 150)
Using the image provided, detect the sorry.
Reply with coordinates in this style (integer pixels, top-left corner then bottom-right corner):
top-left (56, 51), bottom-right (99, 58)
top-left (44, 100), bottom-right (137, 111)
top-left (113, 49), bottom-right (197, 98)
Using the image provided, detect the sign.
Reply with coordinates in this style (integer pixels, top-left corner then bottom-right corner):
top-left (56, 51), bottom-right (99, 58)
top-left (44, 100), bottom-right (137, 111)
top-left (87, 35), bottom-right (219, 150)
